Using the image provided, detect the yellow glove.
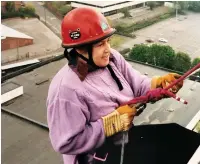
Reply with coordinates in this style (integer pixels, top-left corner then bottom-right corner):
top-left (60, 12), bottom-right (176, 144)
top-left (102, 105), bottom-right (137, 137)
top-left (151, 73), bottom-right (183, 93)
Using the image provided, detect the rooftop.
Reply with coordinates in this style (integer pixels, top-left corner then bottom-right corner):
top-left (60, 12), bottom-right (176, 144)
top-left (1, 18), bottom-right (62, 65)
top-left (1, 24), bottom-right (33, 39)
top-left (2, 57), bottom-right (200, 163)
top-left (71, 1), bottom-right (129, 8)
top-left (1, 112), bottom-right (63, 164)
top-left (71, 1), bottom-right (146, 13)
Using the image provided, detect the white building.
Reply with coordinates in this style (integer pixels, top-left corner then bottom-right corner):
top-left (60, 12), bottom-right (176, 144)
top-left (71, 1), bottom-right (146, 16)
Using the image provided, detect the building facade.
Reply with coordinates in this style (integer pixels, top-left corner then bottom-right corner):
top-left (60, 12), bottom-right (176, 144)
top-left (71, 1), bottom-right (146, 16)
top-left (1, 25), bottom-right (33, 51)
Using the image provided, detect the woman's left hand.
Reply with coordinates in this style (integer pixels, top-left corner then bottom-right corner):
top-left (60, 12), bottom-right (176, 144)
top-left (151, 73), bottom-right (183, 94)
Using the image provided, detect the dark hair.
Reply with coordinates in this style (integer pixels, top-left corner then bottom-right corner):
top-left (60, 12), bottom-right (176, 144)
top-left (64, 48), bottom-right (78, 66)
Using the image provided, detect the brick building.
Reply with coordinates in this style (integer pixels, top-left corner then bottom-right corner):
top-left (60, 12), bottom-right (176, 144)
top-left (1, 24), bottom-right (33, 51)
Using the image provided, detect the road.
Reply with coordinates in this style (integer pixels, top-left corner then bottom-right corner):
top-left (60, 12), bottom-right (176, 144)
top-left (119, 12), bottom-right (200, 59)
top-left (26, 1), bottom-right (62, 38)
top-left (26, 2), bottom-right (200, 60)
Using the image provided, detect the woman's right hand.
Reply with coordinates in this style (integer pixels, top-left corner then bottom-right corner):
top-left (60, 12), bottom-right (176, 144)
top-left (102, 105), bottom-right (137, 137)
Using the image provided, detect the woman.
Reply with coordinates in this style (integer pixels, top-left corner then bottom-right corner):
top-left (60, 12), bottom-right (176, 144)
top-left (47, 7), bottom-right (183, 164)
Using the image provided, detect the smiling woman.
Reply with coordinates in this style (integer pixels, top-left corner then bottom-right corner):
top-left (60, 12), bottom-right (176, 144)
top-left (47, 7), bottom-right (184, 164)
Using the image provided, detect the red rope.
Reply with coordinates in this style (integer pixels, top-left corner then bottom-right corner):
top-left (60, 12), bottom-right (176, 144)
top-left (121, 63), bottom-right (200, 106)
top-left (164, 63), bottom-right (200, 90)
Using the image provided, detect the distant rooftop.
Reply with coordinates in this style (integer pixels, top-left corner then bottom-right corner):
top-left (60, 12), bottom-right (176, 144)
top-left (71, 1), bottom-right (146, 13)
top-left (71, 1), bottom-right (129, 7)
top-left (1, 24), bottom-right (33, 39)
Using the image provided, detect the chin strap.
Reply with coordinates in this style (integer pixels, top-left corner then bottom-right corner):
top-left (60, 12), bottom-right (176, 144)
top-left (107, 64), bottom-right (123, 91)
top-left (65, 47), bottom-right (124, 91)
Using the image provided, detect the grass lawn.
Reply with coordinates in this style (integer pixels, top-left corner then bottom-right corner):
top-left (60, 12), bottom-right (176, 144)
top-left (110, 34), bottom-right (128, 49)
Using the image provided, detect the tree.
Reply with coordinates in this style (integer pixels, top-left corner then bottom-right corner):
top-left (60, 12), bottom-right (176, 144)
top-left (119, 8), bottom-right (132, 18)
top-left (188, 1), bottom-right (200, 12)
top-left (192, 57), bottom-right (200, 67)
top-left (52, 1), bottom-right (66, 9)
top-left (129, 45), bottom-right (150, 63)
top-left (5, 2), bottom-right (15, 12)
top-left (172, 52), bottom-right (191, 72)
top-left (191, 57), bottom-right (200, 77)
top-left (175, 1), bottom-right (189, 14)
top-left (178, 1), bottom-right (189, 11)
top-left (129, 44), bottom-right (176, 69)
top-left (156, 1), bottom-right (164, 6)
top-left (147, 2), bottom-right (157, 10)
top-left (148, 44), bottom-right (175, 69)
top-left (59, 5), bottom-right (72, 16)
top-left (18, 4), bottom-right (36, 17)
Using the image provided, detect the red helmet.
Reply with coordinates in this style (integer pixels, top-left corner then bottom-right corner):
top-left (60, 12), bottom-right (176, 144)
top-left (61, 7), bottom-right (116, 48)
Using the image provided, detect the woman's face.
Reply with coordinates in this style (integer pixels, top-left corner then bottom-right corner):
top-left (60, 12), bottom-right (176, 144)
top-left (92, 37), bottom-right (111, 67)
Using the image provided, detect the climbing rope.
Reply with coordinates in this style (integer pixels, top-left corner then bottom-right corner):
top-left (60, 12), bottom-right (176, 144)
top-left (121, 63), bottom-right (200, 106)
top-left (119, 63), bottom-right (200, 164)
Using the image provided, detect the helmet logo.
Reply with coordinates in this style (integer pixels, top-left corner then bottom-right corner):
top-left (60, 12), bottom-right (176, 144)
top-left (101, 22), bottom-right (109, 31)
top-left (69, 30), bottom-right (81, 40)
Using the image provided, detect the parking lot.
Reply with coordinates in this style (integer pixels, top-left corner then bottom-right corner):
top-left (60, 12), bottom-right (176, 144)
top-left (119, 12), bottom-right (200, 59)
top-left (1, 18), bottom-right (63, 64)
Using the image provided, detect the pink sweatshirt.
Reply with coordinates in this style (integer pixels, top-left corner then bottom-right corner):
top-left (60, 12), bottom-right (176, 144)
top-left (47, 49), bottom-right (151, 164)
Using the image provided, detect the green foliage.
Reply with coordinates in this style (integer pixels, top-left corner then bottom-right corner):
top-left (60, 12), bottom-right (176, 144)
top-left (172, 52), bottom-right (191, 72)
top-left (192, 57), bottom-right (200, 67)
top-left (5, 2), bottom-right (15, 12)
top-left (58, 5), bottom-right (72, 16)
top-left (2, 4), bottom-right (38, 19)
top-left (173, 2), bottom-right (189, 15)
top-left (51, 1), bottom-right (66, 9)
top-left (115, 24), bottom-right (132, 33)
top-left (1, 11), bottom-right (22, 19)
top-left (191, 57), bottom-right (200, 77)
top-left (156, 1), bottom-right (165, 6)
top-left (47, 2), bottom-right (71, 17)
top-left (19, 4), bottom-right (36, 16)
top-left (159, 13), bottom-right (172, 19)
top-left (188, 1), bottom-right (200, 12)
top-left (149, 44), bottom-right (175, 69)
top-left (129, 44), bottom-right (192, 70)
top-left (119, 8), bottom-right (132, 18)
top-left (128, 44), bottom-right (197, 75)
top-left (115, 23), bottom-right (136, 38)
top-left (133, 17), bottom-right (158, 31)
top-left (177, 1), bottom-right (189, 11)
top-left (147, 1), bottom-right (157, 10)
top-left (129, 45), bottom-right (151, 63)
top-left (115, 13), bottom-right (174, 36)
top-left (110, 35), bottom-right (126, 48)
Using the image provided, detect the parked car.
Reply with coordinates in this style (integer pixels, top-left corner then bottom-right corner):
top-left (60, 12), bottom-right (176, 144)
top-left (159, 38), bottom-right (168, 43)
